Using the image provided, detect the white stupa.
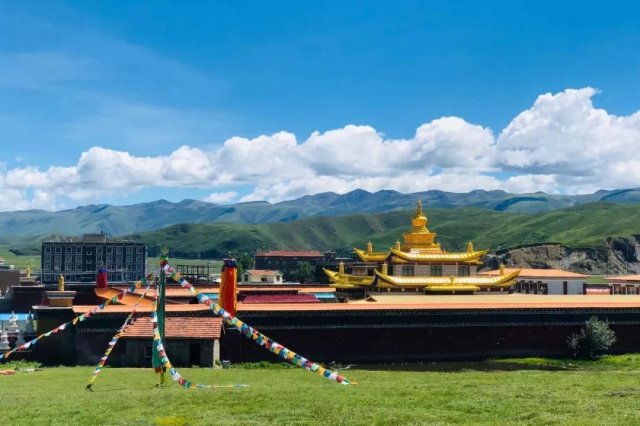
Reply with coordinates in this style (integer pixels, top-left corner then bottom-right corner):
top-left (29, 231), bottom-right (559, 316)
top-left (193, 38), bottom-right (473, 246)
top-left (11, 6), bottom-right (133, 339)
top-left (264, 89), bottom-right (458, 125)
top-left (0, 329), bottom-right (9, 351)
top-left (7, 312), bottom-right (20, 334)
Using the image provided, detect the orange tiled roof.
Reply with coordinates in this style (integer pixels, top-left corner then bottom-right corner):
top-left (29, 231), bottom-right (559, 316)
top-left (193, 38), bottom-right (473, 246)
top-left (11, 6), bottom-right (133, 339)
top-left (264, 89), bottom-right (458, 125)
top-left (479, 268), bottom-right (589, 279)
top-left (121, 316), bottom-right (222, 339)
top-left (606, 275), bottom-right (640, 282)
top-left (246, 269), bottom-right (282, 276)
top-left (256, 250), bottom-right (324, 257)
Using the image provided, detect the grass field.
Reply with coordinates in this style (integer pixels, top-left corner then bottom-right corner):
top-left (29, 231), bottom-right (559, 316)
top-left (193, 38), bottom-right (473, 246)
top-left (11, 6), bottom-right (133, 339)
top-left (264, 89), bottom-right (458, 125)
top-left (3, 357), bottom-right (640, 425)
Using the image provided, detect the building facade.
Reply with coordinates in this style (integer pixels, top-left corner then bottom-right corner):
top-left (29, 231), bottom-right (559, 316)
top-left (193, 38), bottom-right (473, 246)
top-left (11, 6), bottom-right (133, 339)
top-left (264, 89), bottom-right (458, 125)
top-left (480, 268), bottom-right (590, 295)
top-left (241, 269), bottom-right (284, 284)
top-left (41, 234), bottom-right (146, 285)
top-left (255, 250), bottom-right (335, 281)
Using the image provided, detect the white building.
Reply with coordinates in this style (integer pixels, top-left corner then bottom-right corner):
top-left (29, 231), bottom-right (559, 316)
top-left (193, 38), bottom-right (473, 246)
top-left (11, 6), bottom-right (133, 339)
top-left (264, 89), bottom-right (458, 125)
top-left (480, 268), bottom-right (590, 295)
top-left (606, 275), bottom-right (640, 295)
top-left (241, 269), bottom-right (284, 285)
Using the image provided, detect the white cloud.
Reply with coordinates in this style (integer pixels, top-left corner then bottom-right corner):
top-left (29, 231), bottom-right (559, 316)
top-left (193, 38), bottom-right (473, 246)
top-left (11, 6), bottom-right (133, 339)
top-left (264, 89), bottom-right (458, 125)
top-left (0, 87), bottom-right (639, 211)
top-left (202, 191), bottom-right (238, 204)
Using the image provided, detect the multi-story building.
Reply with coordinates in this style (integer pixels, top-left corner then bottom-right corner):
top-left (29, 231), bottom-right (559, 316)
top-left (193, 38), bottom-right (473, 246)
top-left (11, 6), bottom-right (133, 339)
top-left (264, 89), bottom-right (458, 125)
top-left (41, 234), bottom-right (146, 285)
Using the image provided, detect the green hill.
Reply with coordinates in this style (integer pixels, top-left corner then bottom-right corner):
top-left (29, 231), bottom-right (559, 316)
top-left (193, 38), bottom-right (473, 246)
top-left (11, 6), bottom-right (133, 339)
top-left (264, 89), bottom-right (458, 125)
top-left (130, 202), bottom-right (640, 258)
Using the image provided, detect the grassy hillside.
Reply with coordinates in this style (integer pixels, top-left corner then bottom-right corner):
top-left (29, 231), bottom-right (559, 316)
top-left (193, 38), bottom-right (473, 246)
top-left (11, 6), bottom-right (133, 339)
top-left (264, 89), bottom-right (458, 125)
top-left (132, 202), bottom-right (640, 258)
top-left (4, 202), bottom-right (639, 263)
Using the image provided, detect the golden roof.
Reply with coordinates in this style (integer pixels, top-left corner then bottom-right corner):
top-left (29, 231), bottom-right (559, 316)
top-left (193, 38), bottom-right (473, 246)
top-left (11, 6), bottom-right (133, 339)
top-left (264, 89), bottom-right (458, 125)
top-left (389, 247), bottom-right (488, 262)
top-left (374, 269), bottom-right (520, 289)
top-left (354, 247), bottom-right (390, 262)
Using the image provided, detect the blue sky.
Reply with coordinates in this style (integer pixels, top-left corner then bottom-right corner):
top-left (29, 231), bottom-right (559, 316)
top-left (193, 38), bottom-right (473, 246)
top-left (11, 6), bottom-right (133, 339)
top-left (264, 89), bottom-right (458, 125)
top-left (1, 1), bottom-right (640, 210)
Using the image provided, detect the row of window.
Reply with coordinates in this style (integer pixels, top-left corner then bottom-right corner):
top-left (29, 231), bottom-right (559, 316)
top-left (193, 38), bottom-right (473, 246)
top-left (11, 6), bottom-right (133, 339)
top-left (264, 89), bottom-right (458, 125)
top-left (43, 255), bottom-right (144, 263)
top-left (42, 272), bottom-right (143, 283)
top-left (399, 265), bottom-right (471, 277)
top-left (42, 263), bottom-right (145, 272)
top-left (43, 245), bottom-right (144, 255)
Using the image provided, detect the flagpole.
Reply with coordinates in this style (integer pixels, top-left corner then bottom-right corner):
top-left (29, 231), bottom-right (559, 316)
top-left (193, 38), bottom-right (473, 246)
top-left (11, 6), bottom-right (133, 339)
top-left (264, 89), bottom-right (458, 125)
top-left (153, 249), bottom-right (168, 385)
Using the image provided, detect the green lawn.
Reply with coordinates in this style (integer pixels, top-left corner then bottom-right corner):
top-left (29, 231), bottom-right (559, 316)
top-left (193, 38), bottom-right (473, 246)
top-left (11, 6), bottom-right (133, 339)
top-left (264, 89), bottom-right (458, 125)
top-left (3, 358), bottom-right (640, 425)
top-left (0, 246), bottom-right (40, 270)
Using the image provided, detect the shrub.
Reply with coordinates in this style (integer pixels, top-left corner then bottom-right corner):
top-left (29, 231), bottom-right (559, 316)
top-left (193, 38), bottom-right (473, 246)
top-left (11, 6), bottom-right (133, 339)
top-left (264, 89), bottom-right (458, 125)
top-left (567, 317), bottom-right (617, 359)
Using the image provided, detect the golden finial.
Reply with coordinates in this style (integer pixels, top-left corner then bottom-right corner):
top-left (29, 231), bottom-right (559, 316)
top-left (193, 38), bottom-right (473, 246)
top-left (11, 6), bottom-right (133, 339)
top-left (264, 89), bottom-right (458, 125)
top-left (499, 263), bottom-right (505, 276)
top-left (394, 240), bottom-right (401, 251)
top-left (366, 241), bottom-right (373, 253)
top-left (467, 241), bottom-right (474, 253)
top-left (415, 199), bottom-right (424, 217)
top-left (26, 267), bottom-right (31, 278)
top-left (58, 274), bottom-right (65, 291)
top-left (338, 261), bottom-right (345, 275)
top-left (411, 199), bottom-right (428, 231)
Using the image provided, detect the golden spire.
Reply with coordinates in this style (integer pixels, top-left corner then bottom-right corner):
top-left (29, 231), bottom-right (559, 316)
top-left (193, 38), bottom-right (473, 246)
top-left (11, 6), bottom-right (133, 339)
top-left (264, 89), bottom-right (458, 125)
top-left (467, 241), bottom-right (474, 253)
top-left (411, 199), bottom-right (428, 232)
top-left (366, 241), bottom-right (373, 253)
top-left (499, 263), bottom-right (505, 276)
top-left (380, 262), bottom-right (388, 275)
top-left (394, 240), bottom-right (401, 250)
top-left (338, 261), bottom-right (345, 275)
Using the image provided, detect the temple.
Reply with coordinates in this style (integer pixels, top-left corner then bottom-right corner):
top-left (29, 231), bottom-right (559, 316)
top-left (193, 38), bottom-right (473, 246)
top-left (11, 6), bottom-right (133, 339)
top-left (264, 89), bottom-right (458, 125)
top-left (324, 200), bottom-right (520, 293)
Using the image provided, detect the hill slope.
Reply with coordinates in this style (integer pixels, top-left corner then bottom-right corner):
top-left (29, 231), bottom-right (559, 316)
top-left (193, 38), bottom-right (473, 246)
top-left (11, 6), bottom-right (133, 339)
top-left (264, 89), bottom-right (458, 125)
top-left (2, 188), bottom-right (640, 236)
top-left (129, 202), bottom-right (640, 258)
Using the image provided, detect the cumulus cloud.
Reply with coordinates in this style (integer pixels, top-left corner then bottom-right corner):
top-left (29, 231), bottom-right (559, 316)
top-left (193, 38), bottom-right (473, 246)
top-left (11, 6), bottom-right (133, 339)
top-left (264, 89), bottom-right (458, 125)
top-left (0, 87), bottom-right (638, 211)
top-left (202, 191), bottom-right (238, 204)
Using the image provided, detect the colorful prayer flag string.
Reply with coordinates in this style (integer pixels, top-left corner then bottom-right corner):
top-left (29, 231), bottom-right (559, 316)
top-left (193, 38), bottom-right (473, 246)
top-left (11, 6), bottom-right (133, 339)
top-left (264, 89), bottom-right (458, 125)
top-left (162, 263), bottom-right (355, 385)
top-left (0, 286), bottom-right (136, 361)
top-left (86, 278), bottom-right (154, 390)
top-left (149, 291), bottom-right (244, 389)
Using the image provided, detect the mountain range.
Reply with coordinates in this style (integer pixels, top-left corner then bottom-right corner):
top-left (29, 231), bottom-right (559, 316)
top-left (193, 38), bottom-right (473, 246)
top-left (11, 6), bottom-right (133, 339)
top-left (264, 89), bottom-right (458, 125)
top-left (1, 187), bottom-right (640, 238)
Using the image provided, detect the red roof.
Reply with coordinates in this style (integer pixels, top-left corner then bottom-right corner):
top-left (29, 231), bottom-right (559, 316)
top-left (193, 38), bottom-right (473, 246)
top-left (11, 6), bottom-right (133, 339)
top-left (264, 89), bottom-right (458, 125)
top-left (480, 268), bottom-right (590, 279)
top-left (256, 250), bottom-right (324, 258)
top-left (606, 275), bottom-right (640, 282)
top-left (121, 316), bottom-right (222, 339)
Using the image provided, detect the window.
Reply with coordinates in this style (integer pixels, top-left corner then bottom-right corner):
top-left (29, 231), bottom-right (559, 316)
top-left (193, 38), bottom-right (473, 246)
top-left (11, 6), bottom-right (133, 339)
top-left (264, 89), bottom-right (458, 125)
top-left (55, 246), bottom-right (62, 254)
top-left (136, 255), bottom-right (143, 263)
top-left (106, 246), bottom-right (113, 254)
top-left (261, 277), bottom-right (268, 282)
top-left (106, 255), bottom-right (113, 262)
top-left (458, 265), bottom-right (470, 277)
top-left (116, 255), bottom-right (122, 262)
top-left (44, 255), bottom-right (51, 262)
top-left (54, 255), bottom-right (61, 263)
top-left (65, 263), bottom-right (72, 271)
top-left (126, 247), bottom-right (133, 254)
top-left (116, 247), bottom-right (123, 254)
top-left (75, 263), bottom-right (82, 271)
top-left (136, 247), bottom-right (143, 254)
top-left (126, 255), bottom-right (133, 263)
top-left (401, 265), bottom-right (414, 277)
top-left (431, 265), bottom-right (443, 277)
top-left (244, 275), bottom-right (249, 282)
top-left (44, 263), bottom-right (51, 270)
top-left (76, 246), bottom-right (82, 253)
top-left (96, 246), bottom-right (103, 254)
top-left (65, 246), bottom-right (73, 254)
top-left (44, 246), bottom-right (51, 254)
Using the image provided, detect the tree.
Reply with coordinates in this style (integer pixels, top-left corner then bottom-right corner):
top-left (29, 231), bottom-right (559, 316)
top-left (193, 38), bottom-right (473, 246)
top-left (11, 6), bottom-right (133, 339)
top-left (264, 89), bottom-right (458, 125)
top-left (235, 252), bottom-right (255, 277)
top-left (293, 261), bottom-right (315, 284)
top-left (567, 317), bottom-right (617, 359)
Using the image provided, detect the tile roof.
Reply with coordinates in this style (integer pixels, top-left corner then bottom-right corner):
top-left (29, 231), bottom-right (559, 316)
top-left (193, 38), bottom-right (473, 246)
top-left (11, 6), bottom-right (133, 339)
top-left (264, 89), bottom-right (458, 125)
top-left (121, 316), bottom-right (222, 339)
top-left (479, 268), bottom-right (590, 279)
top-left (256, 250), bottom-right (324, 257)
top-left (606, 275), bottom-right (640, 282)
top-left (245, 269), bottom-right (283, 276)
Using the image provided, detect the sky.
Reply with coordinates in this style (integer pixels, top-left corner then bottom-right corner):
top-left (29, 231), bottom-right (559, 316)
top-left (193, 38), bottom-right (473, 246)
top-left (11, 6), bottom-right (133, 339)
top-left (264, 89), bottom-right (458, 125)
top-left (1, 1), bottom-right (639, 211)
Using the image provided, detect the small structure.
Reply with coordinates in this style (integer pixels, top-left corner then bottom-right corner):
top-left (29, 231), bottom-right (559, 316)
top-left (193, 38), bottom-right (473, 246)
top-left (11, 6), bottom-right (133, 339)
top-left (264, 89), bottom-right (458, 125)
top-left (119, 316), bottom-right (223, 367)
top-left (606, 275), bottom-right (640, 295)
top-left (255, 250), bottom-right (334, 281)
top-left (479, 268), bottom-right (590, 295)
top-left (241, 269), bottom-right (284, 284)
top-left (0, 329), bottom-right (9, 351)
